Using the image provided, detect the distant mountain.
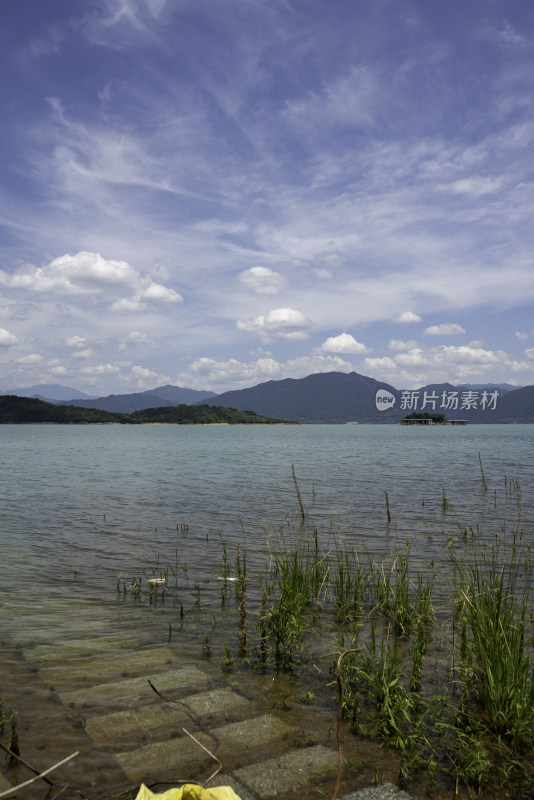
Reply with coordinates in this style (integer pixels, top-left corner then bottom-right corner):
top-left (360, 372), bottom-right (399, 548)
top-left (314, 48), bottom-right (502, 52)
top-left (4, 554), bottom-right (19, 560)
top-left (0, 395), bottom-right (293, 425)
top-left (58, 384), bottom-right (215, 413)
top-left (201, 371), bottom-right (533, 424)
top-left (457, 383), bottom-right (519, 393)
top-left (490, 385), bottom-right (534, 423)
top-left (1, 383), bottom-right (97, 401)
top-left (142, 384), bottom-right (216, 403)
top-left (3, 374), bottom-right (531, 424)
top-left (199, 371), bottom-right (400, 424)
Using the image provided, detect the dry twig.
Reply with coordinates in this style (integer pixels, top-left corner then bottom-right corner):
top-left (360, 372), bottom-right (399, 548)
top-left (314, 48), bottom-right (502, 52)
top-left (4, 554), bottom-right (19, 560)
top-left (0, 751), bottom-right (78, 799)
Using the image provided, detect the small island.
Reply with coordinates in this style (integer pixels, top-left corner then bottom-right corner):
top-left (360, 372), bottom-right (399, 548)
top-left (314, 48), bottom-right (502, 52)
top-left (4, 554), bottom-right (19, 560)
top-left (400, 412), bottom-right (468, 425)
top-left (0, 395), bottom-right (297, 425)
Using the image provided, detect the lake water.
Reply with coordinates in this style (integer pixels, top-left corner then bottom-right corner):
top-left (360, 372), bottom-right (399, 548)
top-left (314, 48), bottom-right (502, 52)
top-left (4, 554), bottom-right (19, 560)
top-left (2, 423), bottom-right (532, 592)
top-left (0, 423), bottom-right (533, 799)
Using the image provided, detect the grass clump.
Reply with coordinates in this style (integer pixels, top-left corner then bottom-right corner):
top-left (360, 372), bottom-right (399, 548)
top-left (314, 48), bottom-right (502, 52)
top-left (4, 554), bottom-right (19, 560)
top-left (123, 468), bottom-right (534, 798)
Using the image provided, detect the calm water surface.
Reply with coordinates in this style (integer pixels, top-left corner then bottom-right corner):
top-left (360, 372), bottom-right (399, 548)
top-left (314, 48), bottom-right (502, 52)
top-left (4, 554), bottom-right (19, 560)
top-left (0, 424), bottom-right (532, 799)
top-left (1, 423), bottom-right (532, 592)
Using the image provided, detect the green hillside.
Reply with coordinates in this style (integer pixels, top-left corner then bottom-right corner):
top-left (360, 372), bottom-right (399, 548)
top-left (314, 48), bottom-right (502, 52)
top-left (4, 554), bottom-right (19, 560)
top-left (127, 404), bottom-right (295, 424)
top-left (0, 395), bottom-right (295, 425)
top-left (0, 395), bottom-right (122, 424)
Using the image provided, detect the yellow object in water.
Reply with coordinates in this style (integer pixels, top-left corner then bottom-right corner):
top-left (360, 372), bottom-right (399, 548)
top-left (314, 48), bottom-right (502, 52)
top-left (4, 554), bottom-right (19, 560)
top-left (135, 783), bottom-right (242, 800)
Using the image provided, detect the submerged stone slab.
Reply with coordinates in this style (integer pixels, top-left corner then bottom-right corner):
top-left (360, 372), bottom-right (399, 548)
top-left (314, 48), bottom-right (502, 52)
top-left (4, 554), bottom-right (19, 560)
top-left (212, 714), bottom-right (290, 751)
top-left (116, 714), bottom-right (290, 783)
top-left (342, 785), bottom-right (416, 800)
top-left (60, 666), bottom-right (208, 708)
top-left (232, 745), bottom-right (338, 798)
top-left (85, 688), bottom-right (250, 743)
top-left (40, 646), bottom-right (176, 683)
top-left (1, 616), bottom-right (111, 645)
top-left (25, 636), bottom-right (143, 664)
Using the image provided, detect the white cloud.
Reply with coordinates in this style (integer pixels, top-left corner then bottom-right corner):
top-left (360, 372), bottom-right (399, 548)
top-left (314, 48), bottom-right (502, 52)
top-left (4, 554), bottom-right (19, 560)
top-left (237, 266), bottom-right (287, 295)
top-left (0, 328), bottom-right (18, 347)
top-left (525, 347), bottom-right (534, 359)
top-left (131, 365), bottom-right (169, 386)
top-left (436, 176), bottom-right (503, 196)
top-left (363, 356), bottom-right (396, 371)
top-left (313, 268), bottom-right (333, 280)
top-left (80, 363), bottom-right (123, 376)
top-left (391, 311), bottom-right (422, 324)
top-left (0, 252), bottom-right (138, 295)
top-left (493, 21), bottom-right (527, 45)
top-left (177, 353), bottom-right (354, 392)
top-left (85, 0), bottom-right (168, 35)
top-left (363, 344), bottom-right (529, 386)
top-left (71, 348), bottom-right (94, 359)
top-left (182, 356), bottom-right (280, 386)
top-left (283, 65), bottom-right (380, 132)
top-left (236, 307), bottom-right (312, 341)
top-left (319, 332), bottom-right (368, 355)
top-left (109, 297), bottom-right (143, 312)
top-left (16, 353), bottom-right (42, 364)
top-left (141, 282), bottom-right (183, 303)
top-left (51, 365), bottom-right (69, 376)
top-left (65, 335), bottom-right (87, 348)
top-left (110, 282), bottom-right (183, 312)
top-left (424, 323), bottom-right (466, 335)
top-left (388, 339), bottom-right (418, 351)
top-left (118, 330), bottom-right (158, 351)
top-left (516, 331), bottom-right (528, 340)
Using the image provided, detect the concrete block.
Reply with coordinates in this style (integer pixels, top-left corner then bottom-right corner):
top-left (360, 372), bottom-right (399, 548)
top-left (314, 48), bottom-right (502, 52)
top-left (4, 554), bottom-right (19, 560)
top-left (40, 647), bottom-right (176, 683)
top-left (60, 666), bottom-right (208, 708)
top-left (117, 714), bottom-right (290, 784)
top-left (232, 745), bottom-right (338, 798)
top-left (85, 688), bottom-right (250, 743)
top-left (341, 784), bottom-right (416, 800)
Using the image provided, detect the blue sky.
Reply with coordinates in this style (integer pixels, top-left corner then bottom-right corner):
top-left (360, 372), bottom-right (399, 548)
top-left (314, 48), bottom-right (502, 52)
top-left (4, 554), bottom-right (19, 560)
top-left (1, 0), bottom-right (534, 395)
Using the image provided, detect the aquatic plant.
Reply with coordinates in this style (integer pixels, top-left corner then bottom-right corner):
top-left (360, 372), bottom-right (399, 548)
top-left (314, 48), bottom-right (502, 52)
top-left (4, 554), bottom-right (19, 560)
top-left (116, 466), bottom-right (534, 797)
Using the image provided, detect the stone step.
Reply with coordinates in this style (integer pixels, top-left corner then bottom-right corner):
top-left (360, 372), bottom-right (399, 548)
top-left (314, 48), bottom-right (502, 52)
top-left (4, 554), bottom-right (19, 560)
top-left (40, 646), bottom-right (177, 684)
top-left (229, 745), bottom-right (338, 799)
top-left (60, 666), bottom-right (209, 710)
top-left (85, 687), bottom-right (250, 743)
top-left (116, 713), bottom-right (291, 784)
top-left (23, 636), bottom-right (145, 664)
top-left (0, 609), bottom-right (113, 644)
top-left (341, 785), bottom-right (416, 800)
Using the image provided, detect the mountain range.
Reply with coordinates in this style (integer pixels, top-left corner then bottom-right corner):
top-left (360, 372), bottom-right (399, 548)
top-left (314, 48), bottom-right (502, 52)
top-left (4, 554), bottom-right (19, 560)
top-left (0, 384), bottom-right (215, 412)
top-left (1, 373), bottom-right (532, 423)
top-left (199, 373), bottom-right (531, 424)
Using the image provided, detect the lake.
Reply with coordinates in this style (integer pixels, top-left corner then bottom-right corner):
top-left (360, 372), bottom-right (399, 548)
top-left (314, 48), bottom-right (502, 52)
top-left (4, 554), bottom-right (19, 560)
top-left (0, 424), bottom-right (532, 799)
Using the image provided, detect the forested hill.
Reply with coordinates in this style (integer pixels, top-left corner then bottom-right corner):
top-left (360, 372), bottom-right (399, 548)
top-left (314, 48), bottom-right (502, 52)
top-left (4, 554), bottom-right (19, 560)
top-left (0, 395), bottom-right (295, 425)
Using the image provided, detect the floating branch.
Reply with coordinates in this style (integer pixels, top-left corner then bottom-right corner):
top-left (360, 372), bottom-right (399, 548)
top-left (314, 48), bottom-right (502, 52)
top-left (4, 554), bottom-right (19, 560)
top-left (0, 742), bottom-right (53, 787)
top-left (181, 727), bottom-right (222, 786)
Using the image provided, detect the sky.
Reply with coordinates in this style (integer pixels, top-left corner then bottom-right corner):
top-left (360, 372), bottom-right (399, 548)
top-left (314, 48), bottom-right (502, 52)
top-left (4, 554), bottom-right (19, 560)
top-left (1, 0), bottom-right (534, 396)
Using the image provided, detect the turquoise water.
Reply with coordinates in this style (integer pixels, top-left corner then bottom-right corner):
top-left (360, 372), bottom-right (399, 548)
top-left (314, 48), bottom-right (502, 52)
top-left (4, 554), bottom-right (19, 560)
top-left (0, 424), bottom-right (532, 798)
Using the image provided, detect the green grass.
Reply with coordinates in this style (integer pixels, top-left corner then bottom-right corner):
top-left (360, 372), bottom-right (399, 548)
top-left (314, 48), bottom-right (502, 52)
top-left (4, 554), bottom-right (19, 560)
top-left (121, 471), bottom-right (534, 798)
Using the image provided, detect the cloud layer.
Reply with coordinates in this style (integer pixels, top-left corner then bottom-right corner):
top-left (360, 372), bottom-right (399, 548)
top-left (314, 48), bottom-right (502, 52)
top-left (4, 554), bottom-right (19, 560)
top-left (0, 1), bottom-right (533, 393)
